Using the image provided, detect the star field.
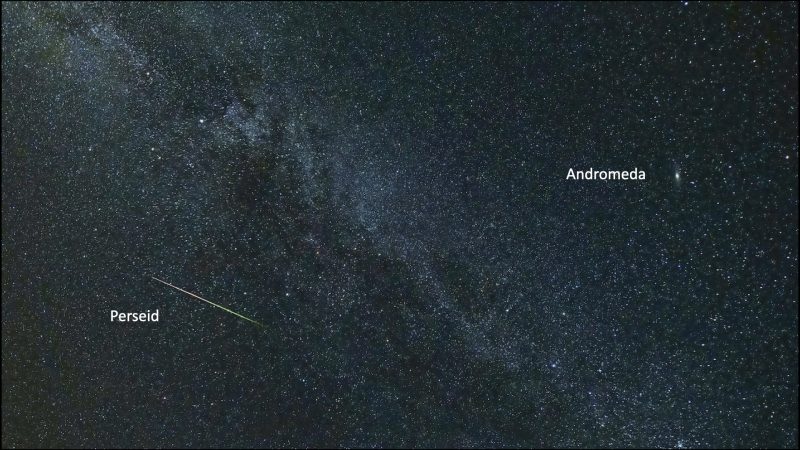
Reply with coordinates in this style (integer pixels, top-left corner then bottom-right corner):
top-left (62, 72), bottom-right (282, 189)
top-left (2, 2), bottom-right (798, 448)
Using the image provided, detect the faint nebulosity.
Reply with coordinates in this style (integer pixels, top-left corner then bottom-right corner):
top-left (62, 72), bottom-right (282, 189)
top-left (1, 2), bottom-right (798, 448)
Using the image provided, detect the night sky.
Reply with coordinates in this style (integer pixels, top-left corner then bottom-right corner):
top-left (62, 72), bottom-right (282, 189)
top-left (2, 2), bottom-right (798, 448)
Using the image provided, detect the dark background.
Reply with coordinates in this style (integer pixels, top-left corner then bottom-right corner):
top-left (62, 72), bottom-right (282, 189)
top-left (2, 2), bottom-right (798, 448)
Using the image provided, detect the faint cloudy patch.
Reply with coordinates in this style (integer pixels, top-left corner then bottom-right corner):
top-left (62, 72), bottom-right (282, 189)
top-left (223, 100), bottom-right (266, 146)
top-left (88, 23), bottom-right (147, 71)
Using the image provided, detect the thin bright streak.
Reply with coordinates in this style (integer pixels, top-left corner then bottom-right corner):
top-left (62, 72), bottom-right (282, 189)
top-left (150, 276), bottom-right (264, 328)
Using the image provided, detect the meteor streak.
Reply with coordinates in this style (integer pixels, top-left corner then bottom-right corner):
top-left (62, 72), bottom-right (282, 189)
top-left (149, 276), bottom-right (265, 328)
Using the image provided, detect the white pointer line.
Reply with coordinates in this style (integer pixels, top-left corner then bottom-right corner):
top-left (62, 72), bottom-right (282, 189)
top-left (149, 276), bottom-right (265, 328)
